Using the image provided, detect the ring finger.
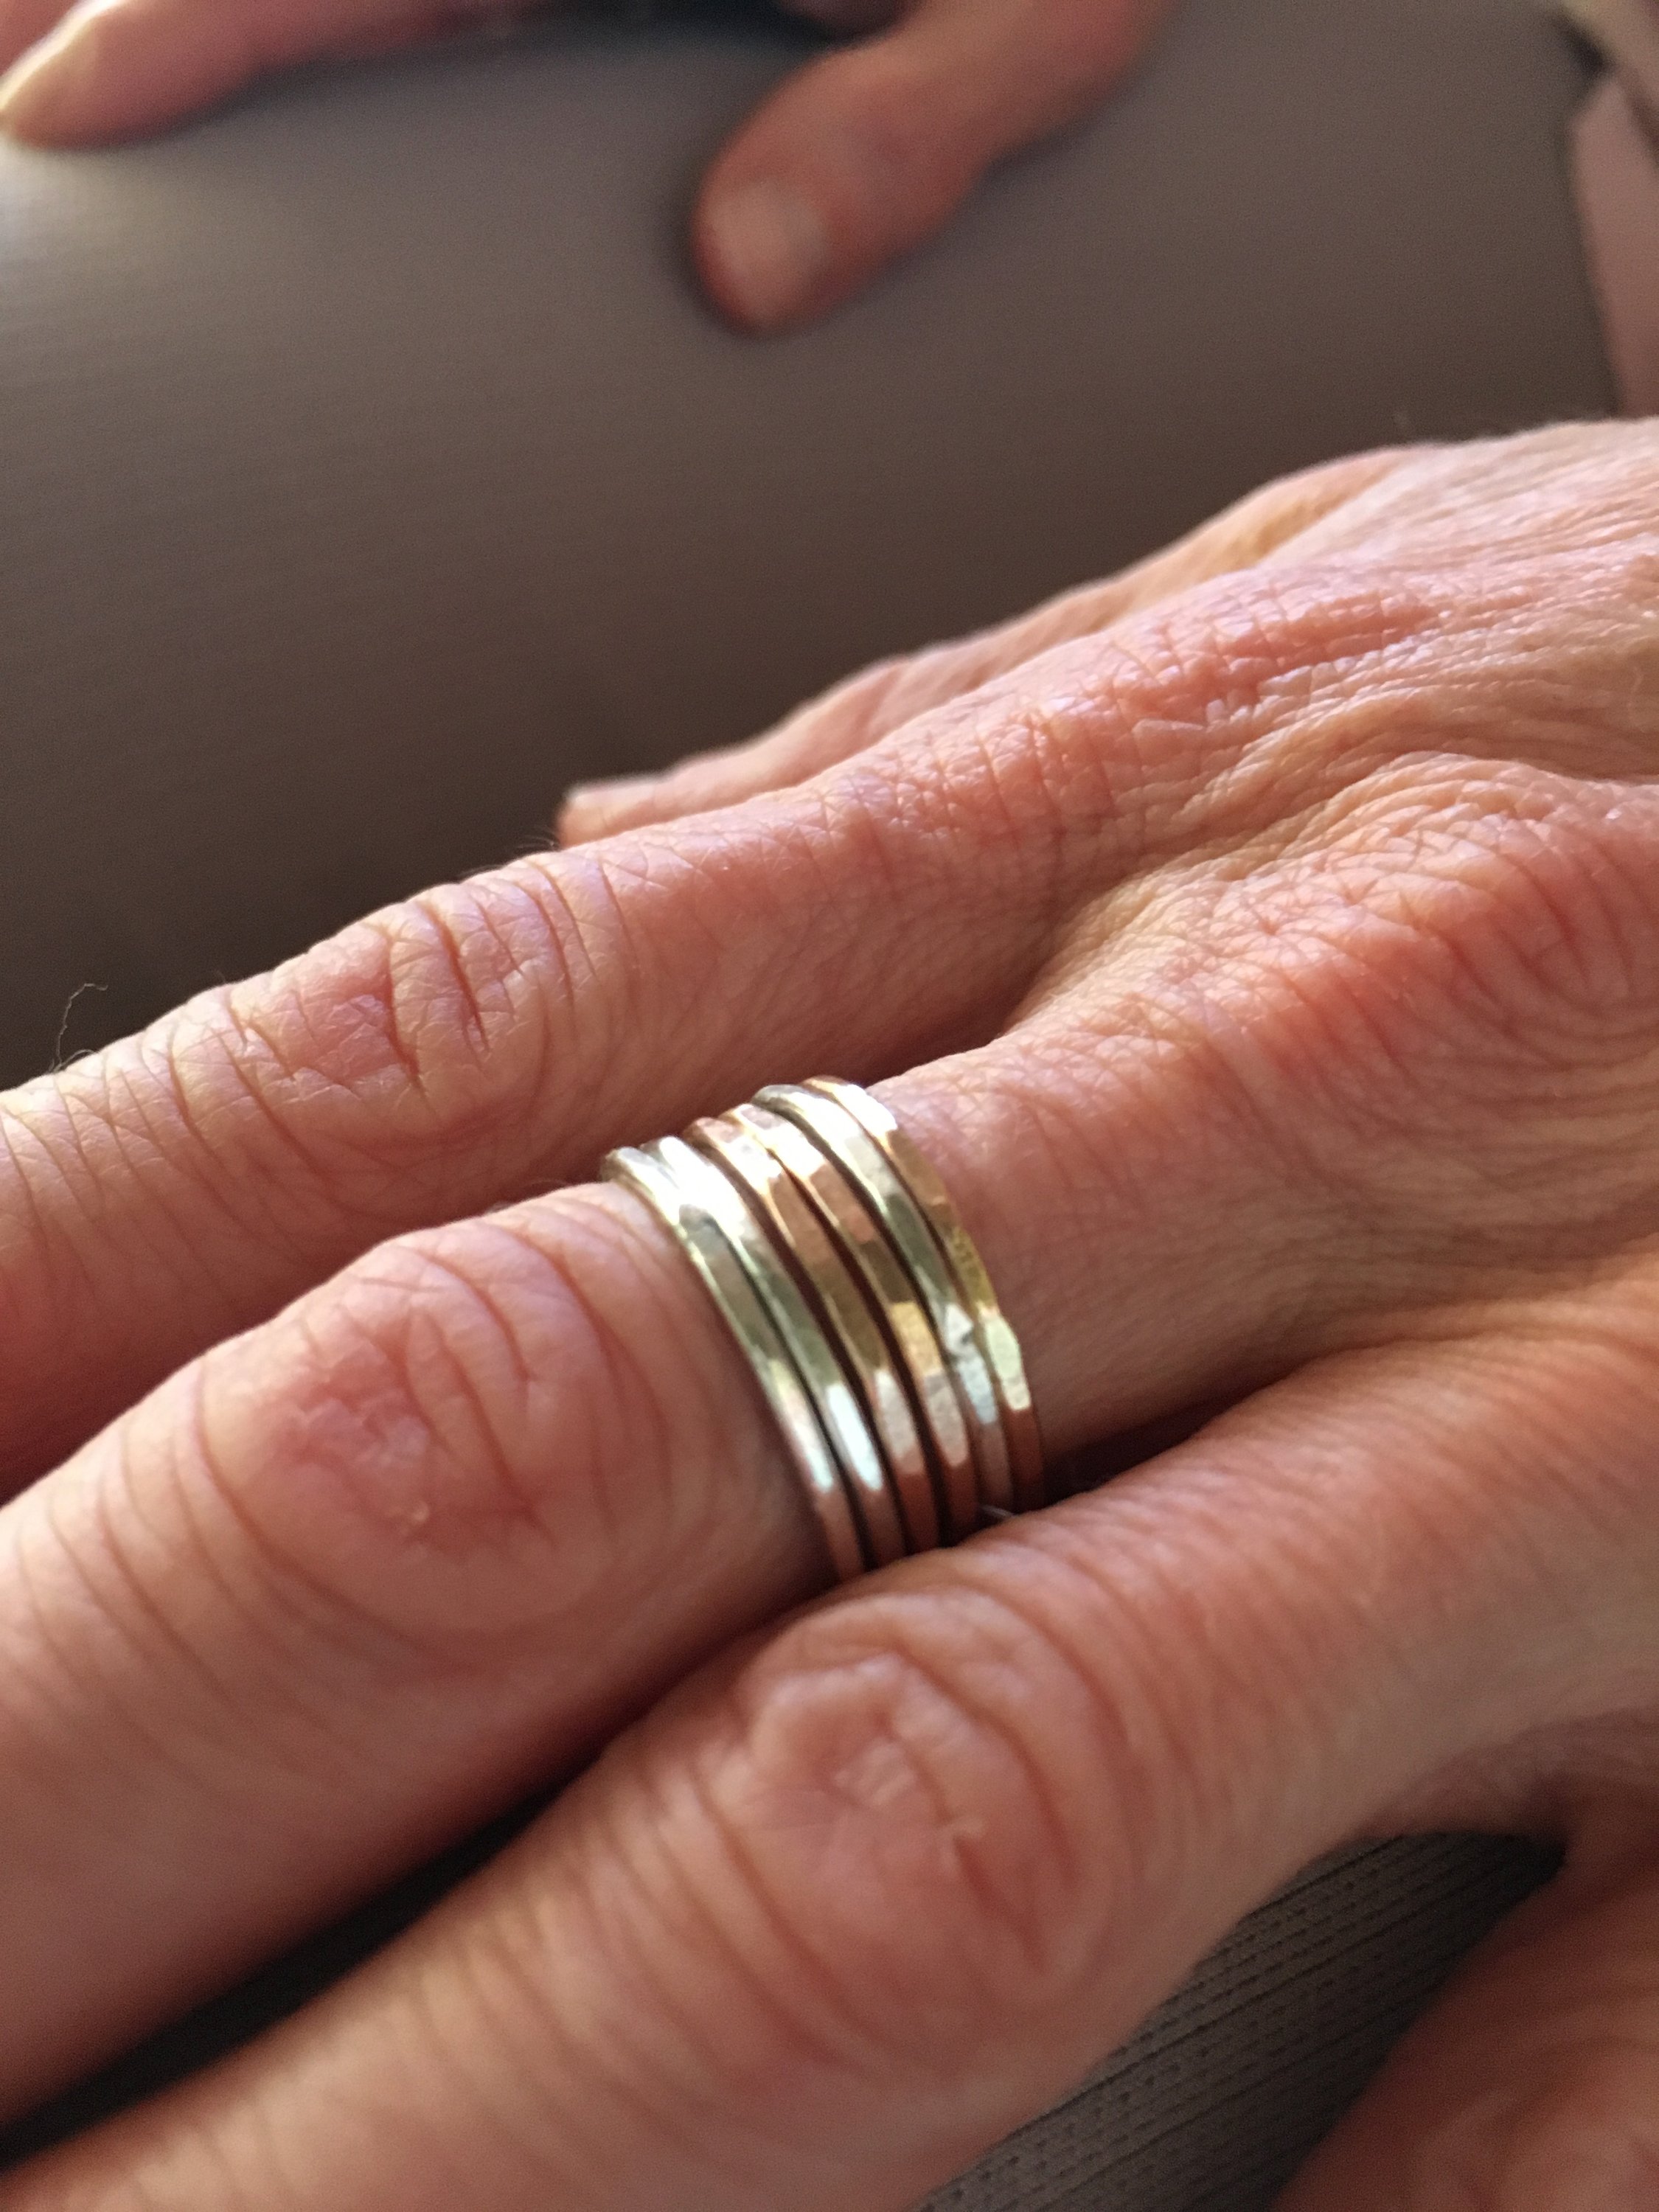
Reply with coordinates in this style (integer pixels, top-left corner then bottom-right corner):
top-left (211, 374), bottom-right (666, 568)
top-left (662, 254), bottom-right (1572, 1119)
top-left (0, 978), bottom-right (1332, 2118)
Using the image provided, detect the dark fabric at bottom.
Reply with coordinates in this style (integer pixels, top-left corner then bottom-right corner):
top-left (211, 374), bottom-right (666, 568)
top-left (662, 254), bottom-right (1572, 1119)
top-left (0, 1832), bottom-right (1556, 2208)
top-left (922, 1835), bottom-right (1558, 2212)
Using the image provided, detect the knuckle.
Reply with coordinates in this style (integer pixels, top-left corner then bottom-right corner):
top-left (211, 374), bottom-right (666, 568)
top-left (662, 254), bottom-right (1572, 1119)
top-left (306, 1234), bottom-right (546, 1535)
top-left (1112, 567), bottom-right (1430, 780)
top-left (686, 1582), bottom-right (1113, 2073)
top-left (950, 566), bottom-right (1435, 884)
top-left (1329, 771), bottom-right (1659, 1052)
top-left (195, 1208), bottom-right (654, 1660)
top-left (1439, 784), bottom-right (1659, 1032)
top-left (1432, 2046), bottom-right (1659, 2212)
top-left (152, 859), bottom-right (596, 1223)
top-left (1164, 770), bottom-right (1659, 1267)
top-left (1198, 767), bottom-right (1659, 1053)
top-left (1497, 783), bottom-right (1659, 1024)
top-left (185, 1182), bottom-right (789, 1669)
top-left (1043, 550), bottom-right (1653, 868)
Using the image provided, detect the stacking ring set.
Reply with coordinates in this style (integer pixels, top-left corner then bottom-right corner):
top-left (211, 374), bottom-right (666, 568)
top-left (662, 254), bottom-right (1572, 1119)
top-left (602, 1078), bottom-right (1045, 1582)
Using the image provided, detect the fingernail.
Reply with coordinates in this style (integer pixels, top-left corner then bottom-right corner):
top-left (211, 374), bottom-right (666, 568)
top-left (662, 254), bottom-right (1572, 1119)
top-left (562, 774), bottom-right (651, 815)
top-left (701, 179), bottom-right (832, 331)
top-left (557, 775), bottom-right (654, 840)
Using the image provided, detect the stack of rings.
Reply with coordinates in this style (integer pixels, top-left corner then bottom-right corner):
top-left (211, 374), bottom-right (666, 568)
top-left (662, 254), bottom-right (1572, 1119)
top-left (602, 1077), bottom-right (1045, 1582)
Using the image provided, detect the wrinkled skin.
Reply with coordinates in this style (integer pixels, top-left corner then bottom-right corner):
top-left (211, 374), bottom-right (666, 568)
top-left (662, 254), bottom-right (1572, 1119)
top-left (0, 0), bottom-right (1177, 329)
top-left (0, 422), bottom-right (1658, 2208)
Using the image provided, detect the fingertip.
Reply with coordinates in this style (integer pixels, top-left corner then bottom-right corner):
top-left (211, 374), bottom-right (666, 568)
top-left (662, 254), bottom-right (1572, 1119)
top-left (0, 0), bottom-right (392, 148)
top-left (0, 15), bottom-right (88, 139)
top-left (556, 777), bottom-right (655, 846)
top-left (695, 173), bottom-right (838, 334)
top-left (691, 0), bottom-right (1181, 333)
top-left (0, 0), bottom-right (68, 102)
top-left (0, 0), bottom-right (188, 145)
top-left (690, 42), bottom-right (985, 333)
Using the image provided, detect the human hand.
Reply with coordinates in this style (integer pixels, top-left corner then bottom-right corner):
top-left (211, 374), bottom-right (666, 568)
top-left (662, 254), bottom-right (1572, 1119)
top-left (2, 421), bottom-right (1659, 2207)
top-left (0, 0), bottom-right (1177, 330)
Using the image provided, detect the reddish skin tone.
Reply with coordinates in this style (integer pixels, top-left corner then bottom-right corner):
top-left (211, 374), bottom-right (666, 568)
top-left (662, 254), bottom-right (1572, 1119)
top-left (0, 0), bottom-right (1179, 329)
top-left (0, 423), bottom-right (1657, 2205)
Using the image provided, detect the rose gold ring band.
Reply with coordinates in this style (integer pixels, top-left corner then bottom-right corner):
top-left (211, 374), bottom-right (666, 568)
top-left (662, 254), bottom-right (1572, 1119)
top-left (602, 1077), bottom-right (1044, 1582)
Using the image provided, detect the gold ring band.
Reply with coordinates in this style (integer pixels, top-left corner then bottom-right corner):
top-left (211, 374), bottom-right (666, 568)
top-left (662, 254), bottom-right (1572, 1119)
top-left (758, 1083), bottom-right (1015, 1514)
top-left (681, 1116), bottom-right (911, 1565)
top-left (602, 1079), bottom-right (1044, 1582)
top-left (689, 1113), bottom-right (942, 1557)
top-left (731, 1100), bottom-right (978, 1544)
top-left (806, 1078), bottom-right (1046, 1514)
top-left (603, 1138), bottom-right (869, 1580)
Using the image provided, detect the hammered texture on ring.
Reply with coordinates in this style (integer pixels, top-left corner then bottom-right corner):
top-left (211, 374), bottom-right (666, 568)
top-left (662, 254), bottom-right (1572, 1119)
top-left (602, 1078), bottom-right (1044, 1581)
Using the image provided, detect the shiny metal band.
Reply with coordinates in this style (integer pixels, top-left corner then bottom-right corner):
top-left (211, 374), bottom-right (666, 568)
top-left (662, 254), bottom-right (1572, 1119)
top-left (601, 1078), bottom-right (1045, 1582)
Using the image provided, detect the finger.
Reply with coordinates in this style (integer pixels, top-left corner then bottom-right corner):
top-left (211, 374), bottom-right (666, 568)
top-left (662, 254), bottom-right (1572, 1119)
top-left (0, 884), bottom-right (1365, 2111)
top-left (560, 418), bottom-right (1659, 845)
top-left (0, 714), bottom-right (1067, 1488)
top-left (0, 0), bottom-right (481, 145)
top-left (556, 446), bottom-right (1414, 845)
top-left (17, 1313), bottom-right (1659, 2211)
top-left (13, 502), bottom-right (1655, 1491)
top-left (1279, 1850), bottom-right (1659, 2208)
top-left (0, 1178), bottom-right (821, 2115)
top-left (692, 0), bottom-right (1178, 333)
top-left (0, 0), bottom-right (69, 79)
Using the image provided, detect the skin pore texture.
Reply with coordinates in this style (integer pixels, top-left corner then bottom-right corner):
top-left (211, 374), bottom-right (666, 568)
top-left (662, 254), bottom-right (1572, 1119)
top-left (0, 425), bottom-right (1656, 2205)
